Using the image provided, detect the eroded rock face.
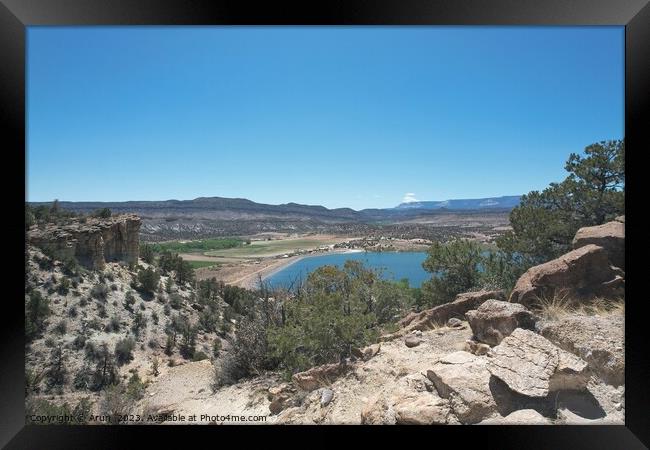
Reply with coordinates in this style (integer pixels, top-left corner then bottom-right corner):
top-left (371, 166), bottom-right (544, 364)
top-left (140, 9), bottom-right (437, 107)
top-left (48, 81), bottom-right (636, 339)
top-left (572, 220), bottom-right (625, 269)
top-left (292, 363), bottom-right (351, 392)
top-left (426, 351), bottom-right (496, 424)
top-left (486, 329), bottom-right (590, 398)
top-left (466, 300), bottom-right (536, 346)
top-left (509, 245), bottom-right (624, 309)
top-left (537, 314), bottom-right (624, 386)
top-left (390, 290), bottom-right (505, 338)
top-left (28, 215), bottom-right (141, 270)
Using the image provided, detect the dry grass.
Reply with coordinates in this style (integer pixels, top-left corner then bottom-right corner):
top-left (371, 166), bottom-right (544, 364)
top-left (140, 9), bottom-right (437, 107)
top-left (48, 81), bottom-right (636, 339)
top-left (533, 290), bottom-right (625, 320)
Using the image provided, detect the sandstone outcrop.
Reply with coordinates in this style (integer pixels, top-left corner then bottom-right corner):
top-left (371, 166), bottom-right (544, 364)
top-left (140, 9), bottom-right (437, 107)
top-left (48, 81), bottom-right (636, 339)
top-left (426, 351), bottom-right (497, 424)
top-left (486, 329), bottom-right (590, 398)
top-left (466, 300), bottom-right (537, 346)
top-left (360, 375), bottom-right (452, 425)
top-left (509, 244), bottom-right (624, 308)
top-left (28, 214), bottom-right (141, 270)
top-left (390, 290), bottom-right (505, 338)
top-left (572, 219), bottom-right (625, 269)
top-left (292, 363), bottom-right (351, 392)
top-left (537, 314), bottom-right (624, 386)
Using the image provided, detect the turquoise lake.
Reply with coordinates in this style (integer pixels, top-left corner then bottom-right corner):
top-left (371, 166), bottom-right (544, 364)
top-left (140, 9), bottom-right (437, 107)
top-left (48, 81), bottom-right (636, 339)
top-left (264, 251), bottom-right (430, 288)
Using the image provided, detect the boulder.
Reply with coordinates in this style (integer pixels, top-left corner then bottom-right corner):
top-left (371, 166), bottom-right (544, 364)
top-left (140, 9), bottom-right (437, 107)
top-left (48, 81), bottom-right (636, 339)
top-left (359, 343), bottom-right (381, 361)
top-left (361, 395), bottom-right (396, 425)
top-left (360, 377), bottom-right (451, 425)
top-left (537, 314), bottom-right (624, 386)
top-left (447, 318), bottom-right (463, 328)
top-left (320, 389), bottom-right (334, 407)
top-left (268, 383), bottom-right (298, 415)
top-left (393, 393), bottom-right (451, 425)
top-left (509, 245), bottom-right (624, 309)
top-left (572, 220), bottom-right (625, 269)
top-left (479, 409), bottom-right (552, 425)
top-left (426, 351), bottom-right (496, 424)
top-left (404, 335), bottom-right (422, 348)
top-left (292, 363), bottom-right (351, 392)
top-left (464, 339), bottom-right (491, 356)
top-left (393, 290), bottom-right (505, 337)
top-left (487, 329), bottom-right (590, 398)
top-left (466, 300), bottom-right (536, 345)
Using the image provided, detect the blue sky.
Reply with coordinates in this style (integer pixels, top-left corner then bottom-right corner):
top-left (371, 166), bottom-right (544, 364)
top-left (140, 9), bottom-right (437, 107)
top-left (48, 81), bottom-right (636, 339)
top-left (27, 26), bottom-right (624, 210)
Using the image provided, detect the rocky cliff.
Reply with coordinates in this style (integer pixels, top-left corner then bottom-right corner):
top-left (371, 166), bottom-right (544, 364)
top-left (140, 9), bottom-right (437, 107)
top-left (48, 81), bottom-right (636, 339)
top-left (27, 214), bottom-right (141, 269)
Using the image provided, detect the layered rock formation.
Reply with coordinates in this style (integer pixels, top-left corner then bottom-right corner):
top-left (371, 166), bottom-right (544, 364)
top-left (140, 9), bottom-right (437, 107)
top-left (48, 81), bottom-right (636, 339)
top-left (28, 214), bottom-right (141, 269)
top-left (509, 218), bottom-right (625, 308)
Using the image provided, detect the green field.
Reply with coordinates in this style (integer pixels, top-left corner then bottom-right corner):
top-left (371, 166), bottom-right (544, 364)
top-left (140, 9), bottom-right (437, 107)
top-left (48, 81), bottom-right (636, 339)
top-left (187, 260), bottom-right (221, 270)
top-left (203, 237), bottom-right (342, 258)
top-left (148, 238), bottom-right (243, 254)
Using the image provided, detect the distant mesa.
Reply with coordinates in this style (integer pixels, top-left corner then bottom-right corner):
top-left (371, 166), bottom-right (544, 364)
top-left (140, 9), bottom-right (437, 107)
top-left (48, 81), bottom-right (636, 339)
top-left (395, 196), bottom-right (521, 211)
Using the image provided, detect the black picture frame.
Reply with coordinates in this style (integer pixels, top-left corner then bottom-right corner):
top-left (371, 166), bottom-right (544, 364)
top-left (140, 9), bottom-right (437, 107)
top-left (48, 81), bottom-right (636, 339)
top-left (1, 0), bottom-right (648, 448)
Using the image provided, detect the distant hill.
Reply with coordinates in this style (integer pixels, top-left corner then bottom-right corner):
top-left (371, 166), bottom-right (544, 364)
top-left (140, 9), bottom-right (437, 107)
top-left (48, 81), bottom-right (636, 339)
top-left (30, 195), bottom-right (520, 223)
top-left (29, 196), bottom-right (517, 240)
top-left (394, 196), bottom-right (521, 211)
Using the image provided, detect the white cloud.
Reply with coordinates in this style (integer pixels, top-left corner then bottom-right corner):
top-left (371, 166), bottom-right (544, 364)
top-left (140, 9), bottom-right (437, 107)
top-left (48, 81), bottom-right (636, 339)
top-left (402, 192), bottom-right (419, 203)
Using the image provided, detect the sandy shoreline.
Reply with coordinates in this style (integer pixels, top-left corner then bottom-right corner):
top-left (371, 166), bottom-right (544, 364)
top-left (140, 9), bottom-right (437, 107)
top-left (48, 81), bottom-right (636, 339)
top-left (197, 248), bottom-right (365, 290)
top-left (259, 248), bottom-right (365, 282)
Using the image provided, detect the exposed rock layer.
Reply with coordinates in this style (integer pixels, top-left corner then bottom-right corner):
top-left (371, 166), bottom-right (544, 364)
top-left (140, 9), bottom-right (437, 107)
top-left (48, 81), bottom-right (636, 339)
top-left (28, 215), bottom-right (141, 269)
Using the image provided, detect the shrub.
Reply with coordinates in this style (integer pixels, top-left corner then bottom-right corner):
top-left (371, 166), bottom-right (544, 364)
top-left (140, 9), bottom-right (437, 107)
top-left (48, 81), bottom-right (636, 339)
top-left (45, 345), bottom-right (67, 392)
top-left (72, 333), bottom-right (87, 350)
top-left (97, 304), bottom-right (107, 318)
top-left (73, 364), bottom-right (92, 390)
top-left (137, 267), bottom-right (160, 294)
top-left (91, 283), bottom-right (109, 301)
top-left (25, 290), bottom-right (51, 342)
top-left (131, 312), bottom-right (147, 337)
top-left (214, 315), bottom-right (274, 388)
top-left (114, 337), bottom-right (136, 366)
top-left (54, 320), bottom-right (67, 335)
top-left (212, 339), bottom-right (222, 358)
top-left (140, 243), bottom-right (155, 265)
top-left (99, 384), bottom-right (134, 424)
top-left (169, 293), bottom-right (183, 310)
top-left (57, 277), bottom-right (71, 295)
top-left (124, 290), bottom-right (136, 311)
top-left (126, 372), bottom-right (146, 400)
top-left (106, 316), bottom-right (121, 333)
top-left (92, 207), bottom-right (112, 219)
top-left (62, 257), bottom-right (80, 276)
top-left (90, 343), bottom-right (118, 391)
